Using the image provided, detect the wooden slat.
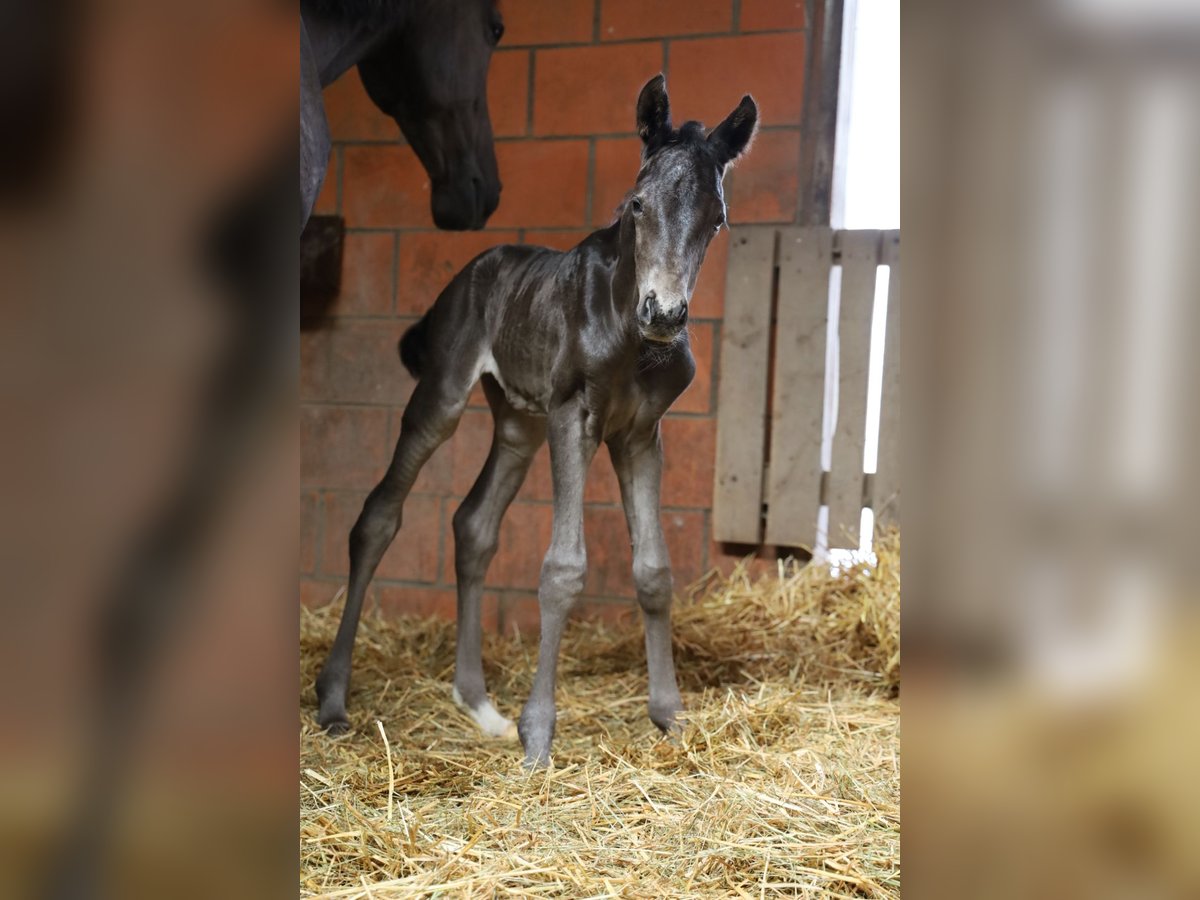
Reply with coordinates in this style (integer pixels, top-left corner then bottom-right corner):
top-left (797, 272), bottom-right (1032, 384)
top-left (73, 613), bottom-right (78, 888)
top-left (827, 230), bottom-right (880, 549)
top-left (873, 231), bottom-right (901, 524)
top-left (713, 227), bottom-right (777, 543)
top-left (765, 227), bottom-right (832, 548)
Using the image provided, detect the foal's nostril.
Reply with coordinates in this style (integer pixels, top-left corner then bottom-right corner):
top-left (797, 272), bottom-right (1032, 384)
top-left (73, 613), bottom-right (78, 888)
top-left (675, 304), bottom-right (688, 326)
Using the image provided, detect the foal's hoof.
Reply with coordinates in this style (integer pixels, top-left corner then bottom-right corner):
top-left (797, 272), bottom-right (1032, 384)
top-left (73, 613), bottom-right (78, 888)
top-left (318, 712), bottom-right (351, 735)
top-left (649, 702), bottom-right (683, 734)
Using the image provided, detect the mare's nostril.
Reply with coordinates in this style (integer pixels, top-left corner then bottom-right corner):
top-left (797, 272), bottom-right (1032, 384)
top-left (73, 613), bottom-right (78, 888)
top-left (675, 305), bottom-right (688, 326)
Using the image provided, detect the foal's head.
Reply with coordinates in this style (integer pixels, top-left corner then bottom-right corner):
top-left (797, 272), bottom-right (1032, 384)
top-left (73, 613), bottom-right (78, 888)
top-left (625, 74), bottom-right (758, 343)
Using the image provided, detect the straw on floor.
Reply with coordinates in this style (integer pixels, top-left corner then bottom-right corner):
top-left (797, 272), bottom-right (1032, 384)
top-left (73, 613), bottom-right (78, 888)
top-left (300, 530), bottom-right (900, 898)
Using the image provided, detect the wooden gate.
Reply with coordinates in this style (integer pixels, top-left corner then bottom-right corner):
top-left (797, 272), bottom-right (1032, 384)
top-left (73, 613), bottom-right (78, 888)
top-left (713, 226), bottom-right (899, 551)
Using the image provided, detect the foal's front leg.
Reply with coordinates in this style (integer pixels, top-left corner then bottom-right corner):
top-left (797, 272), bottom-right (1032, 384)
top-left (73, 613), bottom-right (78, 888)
top-left (518, 401), bottom-right (598, 767)
top-left (610, 424), bottom-right (683, 732)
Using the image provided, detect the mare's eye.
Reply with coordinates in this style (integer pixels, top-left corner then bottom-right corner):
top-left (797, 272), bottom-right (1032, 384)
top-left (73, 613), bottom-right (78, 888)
top-left (630, 197), bottom-right (644, 216)
top-left (714, 214), bottom-right (726, 232)
top-left (490, 21), bottom-right (505, 43)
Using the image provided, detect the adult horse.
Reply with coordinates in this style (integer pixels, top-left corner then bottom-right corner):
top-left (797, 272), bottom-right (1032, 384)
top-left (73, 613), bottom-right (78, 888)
top-left (301, 0), bottom-right (505, 230)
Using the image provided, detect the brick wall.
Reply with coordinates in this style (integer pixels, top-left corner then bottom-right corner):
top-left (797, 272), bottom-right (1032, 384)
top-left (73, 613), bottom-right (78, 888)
top-left (301, 0), bottom-right (808, 631)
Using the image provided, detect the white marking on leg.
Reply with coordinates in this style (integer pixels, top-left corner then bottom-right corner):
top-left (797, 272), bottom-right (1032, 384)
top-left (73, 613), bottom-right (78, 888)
top-left (452, 686), bottom-right (516, 739)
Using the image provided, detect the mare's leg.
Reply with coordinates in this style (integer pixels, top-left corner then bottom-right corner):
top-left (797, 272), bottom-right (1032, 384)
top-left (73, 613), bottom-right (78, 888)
top-left (452, 378), bottom-right (546, 736)
top-left (316, 368), bottom-right (472, 733)
top-left (518, 401), bottom-right (598, 767)
top-left (610, 423), bottom-right (683, 732)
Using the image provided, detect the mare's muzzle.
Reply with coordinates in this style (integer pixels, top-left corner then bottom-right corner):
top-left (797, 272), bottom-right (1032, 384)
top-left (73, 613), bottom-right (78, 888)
top-left (637, 290), bottom-right (688, 342)
top-left (431, 173), bottom-right (501, 231)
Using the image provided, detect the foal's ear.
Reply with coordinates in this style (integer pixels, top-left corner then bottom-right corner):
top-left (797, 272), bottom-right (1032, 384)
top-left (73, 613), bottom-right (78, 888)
top-left (708, 95), bottom-right (759, 168)
top-left (636, 74), bottom-right (672, 154)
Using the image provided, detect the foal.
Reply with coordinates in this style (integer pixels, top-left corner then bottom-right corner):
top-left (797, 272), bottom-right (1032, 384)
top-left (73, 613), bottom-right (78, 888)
top-left (317, 75), bottom-right (758, 766)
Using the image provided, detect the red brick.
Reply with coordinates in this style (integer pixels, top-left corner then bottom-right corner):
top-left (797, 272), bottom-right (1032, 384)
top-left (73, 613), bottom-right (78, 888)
top-left (709, 542), bottom-right (781, 579)
top-left (521, 443), bottom-right (555, 501)
top-left (301, 405), bottom-right (390, 490)
top-left (487, 503), bottom-right (553, 590)
top-left (662, 509), bottom-right (709, 586)
top-left (583, 506), bottom-right (634, 596)
top-left (534, 44), bottom-right (664, 136)
top-left (301, 320), bottom-right (412, 406)
top-left (489, 50), bottom-right (530, 137)
top-left (301, 492), bottom-right (318, 574)
top-left (668, 33), bottom-right (805, 127)
top-left (585, 449), bottom-right (623, 504)
top-left (583, 506), bottom-right (708, 596)
top-left (489, 140), bottom-right (589, 227)
top-left (499, 0), bottom-right (594, 46)
top-left (673, 321), bottom-right (714, 414)
top-left (524, 230), bottom-right (594, 251)
top-left (324, 68), bottom-right (396, 142)
top-left (740, 0), bottom-right (806, 31)
top-left (728, 129), bottom-right (799, 223)
top-left (500, 591), bottom-right (541, 638)
top-left (377, 585), bottom-right (456, 621)
top-left (573, 599), bottom-right (637, 626)
top-left (396, 230), bottom-right (520, 315)
top-left (602, 0), bottom-right (731, 40)
top-left (385, 404), bottom-right (455, 496)
top-left (313, 151), bottom-right (339, 215)
top-left (378, 586), bottom-right (501, 631)
top-left (691, 227), bottom-right (729, 318)
top-left (450, 409), bottom-right (498, 495)
top-left (591, 137), bottom-right (641, 226)
top-left (337, 232), bottom-right (394, 317)
top-left (301, 578), bottom-right (343, 609)
top-left (320, 491), bottom-right (441, 582)
top-left (342, 145), bottom-right (433, 229)
top-left (446, 412), bottom-right (550, 493)
top-left (660, 416), bottom-right (716, 507)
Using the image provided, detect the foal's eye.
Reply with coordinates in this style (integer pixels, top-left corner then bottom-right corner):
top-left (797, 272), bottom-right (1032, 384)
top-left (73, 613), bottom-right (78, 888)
top-left (714, 215), bottom-right (726, 232)
top-left (630, 197), bottom-right (644, 216)
top-left (490, 21), bottom-right (505, 43)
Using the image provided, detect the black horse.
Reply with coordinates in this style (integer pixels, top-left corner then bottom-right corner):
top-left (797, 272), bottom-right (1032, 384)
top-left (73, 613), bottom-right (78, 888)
top-left (316, 75), bottom-right (758, 767)
top-left (301, 0), bottom-right (504, 230)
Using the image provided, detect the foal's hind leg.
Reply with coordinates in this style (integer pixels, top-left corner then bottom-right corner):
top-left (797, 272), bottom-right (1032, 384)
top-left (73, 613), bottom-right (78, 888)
top-left (451, 377), bottom-right (546, 737)
top-left (316, 370), bottom-right (473, 733)
top-left (610, 424), bottom-right (683, 733)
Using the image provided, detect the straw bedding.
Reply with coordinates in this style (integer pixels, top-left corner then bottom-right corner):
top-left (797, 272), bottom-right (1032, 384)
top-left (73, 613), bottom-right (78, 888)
top-left (300, 531), bottom-right (900, 898)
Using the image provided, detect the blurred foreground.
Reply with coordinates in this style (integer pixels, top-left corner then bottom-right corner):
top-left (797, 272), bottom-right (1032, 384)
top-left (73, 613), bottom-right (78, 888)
top-left (0, 2), bottom-right (298, 897)
top-left (905, 1), bottom-right (1200, 896)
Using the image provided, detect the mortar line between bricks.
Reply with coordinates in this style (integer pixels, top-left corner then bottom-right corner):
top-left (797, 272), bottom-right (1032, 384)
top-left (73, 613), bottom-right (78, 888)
top-left (389, 230), bottom-right (400, 315)
top-left (525, 50), bottom-right (536, 134)
top-left (584, 138), bottom-right (596, 225)
top-left (302, 400), bottom-right (722, 417)
top-left (592, 0), bottom-right (602, 43)
top-left (320, 306), bottom-right (755, 322)
top-left (732, 0), bottom-right (743, 33)
top-left (334, 146), bottom-right (344, 214)
top-left (332, 124), bottom-right (801, 150)
top-left (498, 28), bottom-right (807, 52)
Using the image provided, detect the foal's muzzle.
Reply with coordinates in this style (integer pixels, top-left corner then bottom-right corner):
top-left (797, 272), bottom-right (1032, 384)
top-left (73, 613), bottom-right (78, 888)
top-left (638, 290), bottom-right (688, 342)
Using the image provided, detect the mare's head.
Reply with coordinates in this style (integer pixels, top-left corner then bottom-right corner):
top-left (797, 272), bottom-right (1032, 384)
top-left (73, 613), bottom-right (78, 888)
top-left (623, 74), bottom-right (758, 342)
top-left (356, 0), bottom-right (503, 230)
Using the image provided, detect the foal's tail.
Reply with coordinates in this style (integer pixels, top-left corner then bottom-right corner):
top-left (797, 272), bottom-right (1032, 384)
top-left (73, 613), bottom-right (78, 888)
top-left (398, 314), bottom-right (430, 379)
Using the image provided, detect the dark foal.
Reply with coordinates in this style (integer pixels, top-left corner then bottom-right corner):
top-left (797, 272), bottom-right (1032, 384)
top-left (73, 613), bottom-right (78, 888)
top-left (317, 75), bottom-right (758, 766)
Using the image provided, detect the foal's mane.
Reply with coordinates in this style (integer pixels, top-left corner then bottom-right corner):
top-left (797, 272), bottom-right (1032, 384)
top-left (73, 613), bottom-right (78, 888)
top-left (610, 120), bottom-right (719, 224)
